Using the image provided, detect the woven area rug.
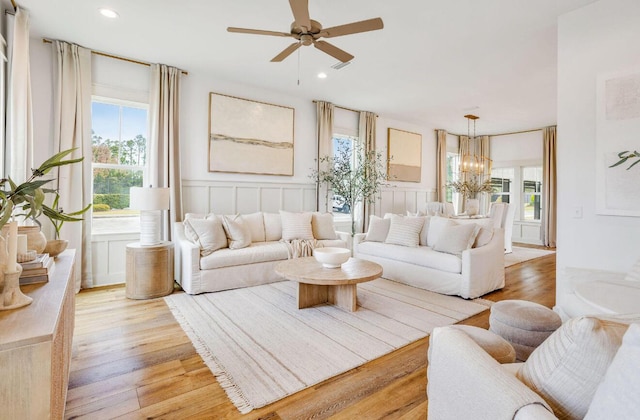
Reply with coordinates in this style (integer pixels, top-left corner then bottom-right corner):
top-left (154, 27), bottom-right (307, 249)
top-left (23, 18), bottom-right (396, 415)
top-left (505, 246), bottom-right (555, 267)
top-left (165, 278), bottom-right (491, 413)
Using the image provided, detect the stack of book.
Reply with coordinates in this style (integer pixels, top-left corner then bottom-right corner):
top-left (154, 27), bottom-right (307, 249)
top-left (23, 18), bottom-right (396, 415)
top-left (19, 254), bottom-right (55, 285)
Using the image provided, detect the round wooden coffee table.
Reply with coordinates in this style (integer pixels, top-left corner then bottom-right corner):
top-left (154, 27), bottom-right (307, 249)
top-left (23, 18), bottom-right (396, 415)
top-left (275, 257), bottom-right (383, 312)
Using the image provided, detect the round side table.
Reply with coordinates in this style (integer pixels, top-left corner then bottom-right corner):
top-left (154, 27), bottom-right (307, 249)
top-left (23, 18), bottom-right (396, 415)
top-left (126, 241), bottom-right (175, 299)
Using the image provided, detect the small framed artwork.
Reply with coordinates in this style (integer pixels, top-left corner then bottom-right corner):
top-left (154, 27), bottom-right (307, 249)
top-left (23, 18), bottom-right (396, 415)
top-left (208, 92), bottom-right (295, 176)
top-left (387, 128), bottom-right (422, 182)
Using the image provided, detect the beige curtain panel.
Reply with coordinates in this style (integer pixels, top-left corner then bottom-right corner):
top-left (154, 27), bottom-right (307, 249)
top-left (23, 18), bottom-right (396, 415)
top-left (436, 129), bottom-right (447, 202)
top-left (315, 101), bottom-right (334, 212)
top-left (542, 126), bottom-right (557, 247)
top-left (359, 111), bottom-right (377, 233)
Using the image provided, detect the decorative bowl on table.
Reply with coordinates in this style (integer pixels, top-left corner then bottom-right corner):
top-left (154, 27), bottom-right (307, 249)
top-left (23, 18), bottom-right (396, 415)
top-left (313, 247), bottom-right (351, 268)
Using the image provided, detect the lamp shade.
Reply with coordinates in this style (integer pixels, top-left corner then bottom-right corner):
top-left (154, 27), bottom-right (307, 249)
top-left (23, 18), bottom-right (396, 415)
top-left (129, 187), bottom-right (170, 211)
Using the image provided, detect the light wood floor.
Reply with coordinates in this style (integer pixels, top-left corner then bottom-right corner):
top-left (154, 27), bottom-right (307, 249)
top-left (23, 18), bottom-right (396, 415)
top-left (65, 245), bottom-right (556, 419)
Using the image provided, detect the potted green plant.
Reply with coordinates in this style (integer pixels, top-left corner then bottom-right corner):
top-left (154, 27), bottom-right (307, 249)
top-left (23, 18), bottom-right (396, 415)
top-left (310, 140), bottom-right (390, 235)
top-left (0, 148), bottom-right (91, 252)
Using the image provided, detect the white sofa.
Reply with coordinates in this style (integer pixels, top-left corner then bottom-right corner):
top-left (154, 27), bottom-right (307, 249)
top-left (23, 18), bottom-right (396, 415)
top-left (427, 315), bottom-right (640, 420)
top-left (353, 215), bottom-right (505, 299)
top-left (174, 211), bottom-right (349, 294)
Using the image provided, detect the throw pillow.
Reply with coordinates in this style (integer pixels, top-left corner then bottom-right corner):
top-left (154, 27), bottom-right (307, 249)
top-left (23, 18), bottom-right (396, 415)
top-left (433, 223), bottom-right (481, 256)
top-left (384, 216), bottom-right (424, 247)
top-left (427, 216), bottom-right (455, 247)
top-left (183, 217), bottom-right (227, 256)
top-left (365, 215), bottom-right (391, 242)
top-left (624, 257), bottom-right (640, 282)
top-left (473, 220), bottom-right (495, 248)
top-left (280, 211), bottom-right (314, 241)
top-left (221, 215), bottom-right (252, 249)
top-left (584, 323), bottom-right (640, 419)
top-left (263, 212), bottom-right (282, 241)
top-left (241, 212), bottom-right (266, 243)
top-left (516, 316), bottom-right (634, 420)
top-left (311, 212), bottom-right (337, 240)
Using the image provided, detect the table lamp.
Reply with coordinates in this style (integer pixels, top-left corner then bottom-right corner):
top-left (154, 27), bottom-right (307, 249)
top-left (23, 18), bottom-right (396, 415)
top-left (129, 186), bottom-right (170, 246)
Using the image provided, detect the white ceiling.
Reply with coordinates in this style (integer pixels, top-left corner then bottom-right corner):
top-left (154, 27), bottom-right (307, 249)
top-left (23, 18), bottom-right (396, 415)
top-left (11, 0), bottom-right (598, 135)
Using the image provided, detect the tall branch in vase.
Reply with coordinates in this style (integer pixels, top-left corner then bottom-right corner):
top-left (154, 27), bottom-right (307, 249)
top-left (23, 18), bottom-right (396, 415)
top-left (311, 139), bottom-right (390, 235)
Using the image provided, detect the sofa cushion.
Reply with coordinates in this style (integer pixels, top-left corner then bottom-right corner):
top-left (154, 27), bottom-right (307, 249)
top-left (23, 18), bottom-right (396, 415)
top-left (183, 217), bottom-right (227, 256)
top-left (311, 212), bottom-right (337, 240)
top-left (263, 212), bottom-right (282, 241)
top-left (280, 211), bottom-right (314, 241)
top-left (221, 215), bottom-right (252, 249)
top-left (433, 223), bottom-right (481, 256)
top-left (241, 212), bottom-right (266, 242)
top-left (365, 215), bottom-right (391, 242)
top-left (385, 216), bottom-right (424, 247)
top-left (516, 316), bottom-right (634, 420)
top-left (427, 216), bottom-right (455, 247)
top-left (357, 241), bottom-right (462, 274)
top-left (584, 323), bottom-right (640, 420)
top-left (200, 241), bottom-right (289, 270)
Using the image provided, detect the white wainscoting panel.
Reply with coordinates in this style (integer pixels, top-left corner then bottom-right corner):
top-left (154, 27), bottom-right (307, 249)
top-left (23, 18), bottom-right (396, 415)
top-left (513, 221), bottom-right (543, 245)
top-left (91, 232), bottom-right (138, 287)
top-left (376, 187), bottom-right (429, 217)
top-left (182, 180), bottom-right (317, 216)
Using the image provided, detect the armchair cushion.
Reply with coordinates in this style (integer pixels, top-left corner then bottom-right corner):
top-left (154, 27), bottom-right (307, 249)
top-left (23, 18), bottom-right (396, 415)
top-left (516, 316), bottom-right (632, 420)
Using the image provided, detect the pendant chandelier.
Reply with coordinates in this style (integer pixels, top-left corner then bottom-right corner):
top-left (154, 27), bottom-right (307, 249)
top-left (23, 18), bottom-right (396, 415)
top-left (460, 114), bottom-right (492, 180)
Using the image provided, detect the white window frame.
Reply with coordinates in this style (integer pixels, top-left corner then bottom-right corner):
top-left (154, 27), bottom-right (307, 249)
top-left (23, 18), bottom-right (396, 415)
top-left (521, 166), bottom-right (543, 222)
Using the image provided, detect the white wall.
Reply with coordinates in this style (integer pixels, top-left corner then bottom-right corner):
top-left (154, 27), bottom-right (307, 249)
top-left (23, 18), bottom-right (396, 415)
top-left (491, 131), bottom-right (542, 165)
top-left (557, 0), bottom-right (640, 291)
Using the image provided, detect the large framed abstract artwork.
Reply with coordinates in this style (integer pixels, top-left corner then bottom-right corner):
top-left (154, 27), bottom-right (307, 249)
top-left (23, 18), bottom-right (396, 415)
top-left (595, 68), bottom-right (640, 217)
top-left (387, 128), bottom-right (422, 182)
top-left (208, 92), bottom-right (295, 176)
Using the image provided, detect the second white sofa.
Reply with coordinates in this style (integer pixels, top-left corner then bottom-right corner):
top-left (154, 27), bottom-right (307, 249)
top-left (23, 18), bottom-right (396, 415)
top-left (354, 215), bottom-right (505, 299)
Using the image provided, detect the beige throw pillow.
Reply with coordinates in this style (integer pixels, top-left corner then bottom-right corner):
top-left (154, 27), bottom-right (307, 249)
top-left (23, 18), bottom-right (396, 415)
top-left (427, 216), bottom-right (455, 247)
top-left (433, 223), bottom-right (481, 256)
top-left (280, 211), bottom-right (314, 241)
top-left (311, 212), bottom-right (337, 240)
top-left (384, 216), bottom-right (424, 247)
top-left (221, 215), bottom-right (252, 249)
top-left (241, 212), bottom-right (265, 243)
top-left (365, 215), bottom-right (391, 242)
top-left (517, 316), bottom-right (634, 420)
top-left (183, 217), bottom-right (227, 256)
top-left (263, 212), bottom-right (282, 241)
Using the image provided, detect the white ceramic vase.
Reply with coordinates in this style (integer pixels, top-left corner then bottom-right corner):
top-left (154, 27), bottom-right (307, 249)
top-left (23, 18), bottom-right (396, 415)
top-left (466, 198), bottom-right (480, 216)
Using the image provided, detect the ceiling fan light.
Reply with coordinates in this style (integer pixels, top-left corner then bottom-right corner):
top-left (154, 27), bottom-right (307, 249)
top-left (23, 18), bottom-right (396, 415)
top-left (99, 8), bottom-right (119, 19)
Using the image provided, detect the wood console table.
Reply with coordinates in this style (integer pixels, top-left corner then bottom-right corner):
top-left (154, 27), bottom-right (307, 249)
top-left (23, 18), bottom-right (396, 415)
top-left (0, 249), bottom-right (76, 420)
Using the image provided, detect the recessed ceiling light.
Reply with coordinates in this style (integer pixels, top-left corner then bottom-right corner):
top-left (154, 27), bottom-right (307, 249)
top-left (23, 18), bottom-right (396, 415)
top-left (317, 72), bottom-right (327, 79)
top-left (99, 8), bottom-right (119, 18)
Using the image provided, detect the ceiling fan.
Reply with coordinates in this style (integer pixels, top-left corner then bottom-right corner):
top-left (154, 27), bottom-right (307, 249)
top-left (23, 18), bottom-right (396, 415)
top-left (227, 0), bottom-right (384, 63)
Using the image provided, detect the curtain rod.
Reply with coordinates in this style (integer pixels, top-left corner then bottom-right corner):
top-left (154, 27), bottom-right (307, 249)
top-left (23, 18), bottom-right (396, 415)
top-left (312, 100), bottom-right (378, 117)
top-left (42, 38), bottom-right (188, 75)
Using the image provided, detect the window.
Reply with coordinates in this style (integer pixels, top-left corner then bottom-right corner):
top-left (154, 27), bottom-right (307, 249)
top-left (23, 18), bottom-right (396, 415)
top-left (445, 152), bottom-right (460, 202)
top-left (331, 135), bottom-right (356, 218)
top-left (522, 166), bottom-right (542, 221)
top-left (490, 168), bottom-right (514, 204)
top-left (91, 98), bottom-right (149, 234)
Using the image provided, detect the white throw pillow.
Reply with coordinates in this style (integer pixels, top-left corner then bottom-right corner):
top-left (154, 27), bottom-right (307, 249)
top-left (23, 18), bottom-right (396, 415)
top-left (624, 257), bottom-right (640, 282)
top-left (584, 323), bottom-right (640, 419)
top-left (183, 217), bottom-right (227, 256)
top-left (241, 212), bottom-right (266, 243)
top-left (280, 211), bottom-right (314, 241)
top-left (311, 212), bottom-right (337, 240)
top-left (517, 316), bottom-right (635, 420)
top-left (263, 212), bottom-right (282, 241)
top-left (433, 223), bottom-right (481, 256)
top-left (365, 215), bottom-right (391, 242)
top-left (427, 216), bottom-right (455, 247)
top-left (384, 216), bottom-right (424, 247)
top-left (406, 210), bottom-right (425, 217)
top-left (221, 215), bottom-right (252, 249)
top-left (473, 220), bottom-right (495, 248)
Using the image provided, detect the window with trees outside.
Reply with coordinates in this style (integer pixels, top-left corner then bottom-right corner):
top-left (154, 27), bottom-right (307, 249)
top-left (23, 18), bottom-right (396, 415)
top-left (331, 135), bottom-right (356, 219)
top-left (490, 167), bottom-right (514, 204)
top-left (91, 98), bottom-right (148, 234)
top-left (445, 152), bottom-right (460, 203)
top-left (522, 166), bottom-right (542, 221)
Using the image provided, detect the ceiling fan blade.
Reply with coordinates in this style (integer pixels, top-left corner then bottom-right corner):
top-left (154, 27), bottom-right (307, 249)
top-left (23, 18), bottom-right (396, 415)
top-left (318, 17), bottom-right (384, 38)
top-left (289, 0), bottom-right (311, 32)
top-left (313, 40), bottom-right (354, 63)
top-left (227, 27), bottom-right (292, 37)
top-left (271, 42), bottom-right (302, 62)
